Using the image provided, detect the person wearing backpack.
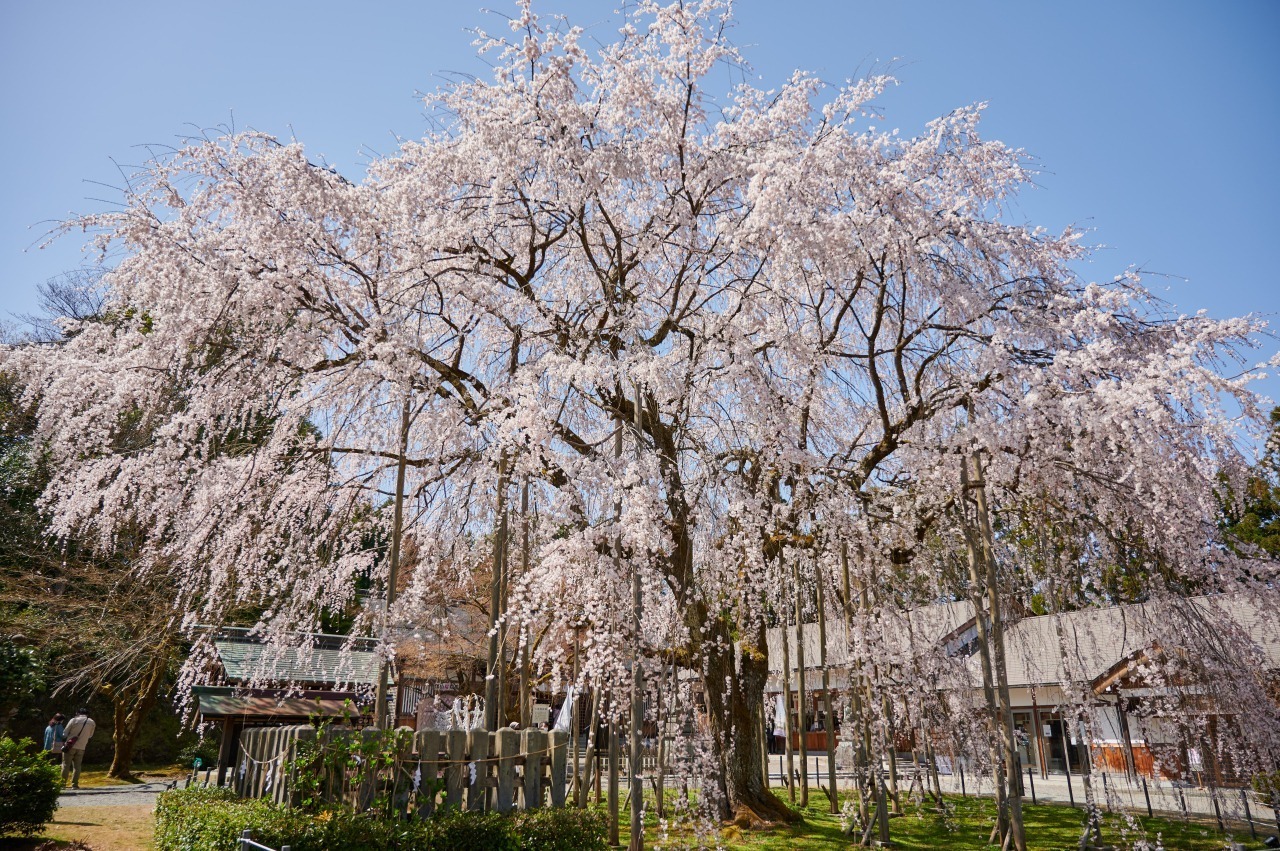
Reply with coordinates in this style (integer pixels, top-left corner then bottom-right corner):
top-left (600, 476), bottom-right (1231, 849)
top-left (43, 713), bottom-right (66, 760)
top-left (61, 708), bottom-right (96, 788)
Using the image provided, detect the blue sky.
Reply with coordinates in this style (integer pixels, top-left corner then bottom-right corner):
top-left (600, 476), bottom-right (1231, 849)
top-left (2, 0), bottom-right (1277, 399)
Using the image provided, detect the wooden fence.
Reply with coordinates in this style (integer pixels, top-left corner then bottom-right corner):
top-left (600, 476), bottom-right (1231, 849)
top-left (234, 726), bottom-right (570, 814)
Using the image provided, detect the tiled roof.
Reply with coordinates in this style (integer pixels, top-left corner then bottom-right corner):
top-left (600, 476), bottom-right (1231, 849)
top-left (195, 688), bottom-right (361, 721)
top-left (976, 593), bottom-right (1280, 688)
top-left (764, 592), bottom-right (1279, 689)
top-left (767, 599), bottom-right (975, 672)
top-left (214, 640), bottom-right (382, 687)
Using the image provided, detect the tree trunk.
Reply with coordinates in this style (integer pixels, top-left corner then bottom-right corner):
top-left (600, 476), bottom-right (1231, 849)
top-left (107, 648), bottom-right (168, 779)
top-left (700, 613), bottom-right (799, 825)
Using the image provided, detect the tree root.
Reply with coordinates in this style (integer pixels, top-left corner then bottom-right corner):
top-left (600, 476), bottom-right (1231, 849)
top-left (730, 790), bottom-right (803, 828)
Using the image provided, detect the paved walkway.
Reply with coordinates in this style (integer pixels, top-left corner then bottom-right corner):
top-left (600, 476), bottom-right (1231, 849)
top-left (59, 780), bottom-right (174, 807)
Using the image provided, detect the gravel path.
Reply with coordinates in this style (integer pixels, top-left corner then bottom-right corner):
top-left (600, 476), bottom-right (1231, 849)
top-left (59, 781), bottom-right (175, 807)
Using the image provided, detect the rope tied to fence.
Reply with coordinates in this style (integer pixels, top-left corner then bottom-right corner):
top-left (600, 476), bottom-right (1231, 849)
top-left (237, 741), bottom-right (288, 767)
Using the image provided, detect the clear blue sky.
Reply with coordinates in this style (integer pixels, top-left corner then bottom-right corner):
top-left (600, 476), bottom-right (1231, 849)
top-left (2, 1), bottom-right (1277, 399)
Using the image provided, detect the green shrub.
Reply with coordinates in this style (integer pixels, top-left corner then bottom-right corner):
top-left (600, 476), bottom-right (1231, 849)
top-left (1252, 770), bottom-right (1279, 798)
top-left (514, 807), bottom-right (608, 851)
top-left (155, 786), bottom-right (293, 851)
top-left (176, 735), bottom-right (221, 770)
top-left (155, 786), bottom-right (602, 851)
top-left (0, 736), bottom-right (61, 836)
top-left (424, 809), bottom-right (518, 851)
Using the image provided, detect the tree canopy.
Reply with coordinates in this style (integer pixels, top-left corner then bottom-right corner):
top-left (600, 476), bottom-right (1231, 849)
top-left (6, 0), bottom-right (1278, 831)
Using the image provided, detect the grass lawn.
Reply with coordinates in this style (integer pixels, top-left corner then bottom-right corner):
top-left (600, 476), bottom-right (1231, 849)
top-left (69, 764), bottom-right (187, 789)
top-left (625, 793), bottom-right (1272, 849)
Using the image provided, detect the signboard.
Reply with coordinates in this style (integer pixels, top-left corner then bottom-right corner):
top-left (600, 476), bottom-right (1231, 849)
top-left (532, 703), bottom-right (551, 725)
top-left (1043, 724), bottom-right (1053, 738)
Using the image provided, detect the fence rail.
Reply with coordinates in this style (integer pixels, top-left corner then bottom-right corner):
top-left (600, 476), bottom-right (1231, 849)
top-left (238, 829), bottom-right (289, 851)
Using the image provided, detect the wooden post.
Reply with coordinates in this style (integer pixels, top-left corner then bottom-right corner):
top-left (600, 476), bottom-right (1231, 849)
top-left (485, 455), bottom-right (510, 731)
top-left (816, 565), bottom-right (838, 814)
top-left (759, 703), bottom-right (770, 789)
top-left (444, 730), bottom-right (467, 810)
top-left (375, 395), bottom-right (412, 730)
top-left (495, 728), bottom-right (519, 814)
top-left (965, 445), bottom-right (1026, 851)
top-left (608, 716), bottom-right (621, 845)
top-left (628, 383), bottom-right (645, 851)
top-left (924, 729), bottom-right (943, 806)
top-left (416, 730), bottom-right (441, 818)
top-left (655, 662), bottom-right (670, 817)
top-left (883, 695), bottom-right (902, 814)
top-left (550, 730), bottom-right (569, 807)
top-left (1116, 696), bottom-right (1138, 781)
top-left (216, 718), bottom-right (236, 787)
top-left (578, 686), bottom-right (603, 808)
top-left (877, 775), bottom-right (891, 845)
top-left (779, 570), bottom-right (796, 803)
top-left (841, 542), bottom-right (870, 827)
top-left (524, 729), bottom-right (547, 809)
top-left (792, 557), bottom-right (810, 808)
top-left (570, 629), bottom-right (580, 802)
top-left (284, 726), bottom-right (316, 808)
top-left (468, 729), bottom-right (490, 811)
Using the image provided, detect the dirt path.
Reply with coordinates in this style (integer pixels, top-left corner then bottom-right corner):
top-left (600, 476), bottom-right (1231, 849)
top-left (44, 803), bottom-right (155, 851)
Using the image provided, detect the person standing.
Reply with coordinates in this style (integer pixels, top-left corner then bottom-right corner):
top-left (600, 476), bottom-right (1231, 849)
top-left (61, 708), bottom-right (96, 789)
top-left (43, 713), bottom-right (66, 760)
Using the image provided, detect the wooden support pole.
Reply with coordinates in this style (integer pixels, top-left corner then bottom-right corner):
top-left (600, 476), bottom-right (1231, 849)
top-left (608, 714), bottom-right (620, 846)
top-left (793, 556), bottom-right (810, 808)
top-left (817, 565), bottom-right (838, 814)
top-left (374, 396), bottom-right (412, 730)
top-left (485, 455), bottom-right (510, 731)
top-left (780, 589), bottom-right (796, 804)
top-left (577, 686), bottom-right (603, 808)
top-left (628, 384), bottom-right (645, 851)
top-left (519, 477), bottom-right (532, 729)
top-left (965, 444), bottom-right (1026, 851)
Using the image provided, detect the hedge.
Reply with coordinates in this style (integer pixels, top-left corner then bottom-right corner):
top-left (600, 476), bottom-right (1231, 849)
top-left (154, 787), bottom-right (607, 851)
top-left (0, 736), bottom-right (61, 837)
